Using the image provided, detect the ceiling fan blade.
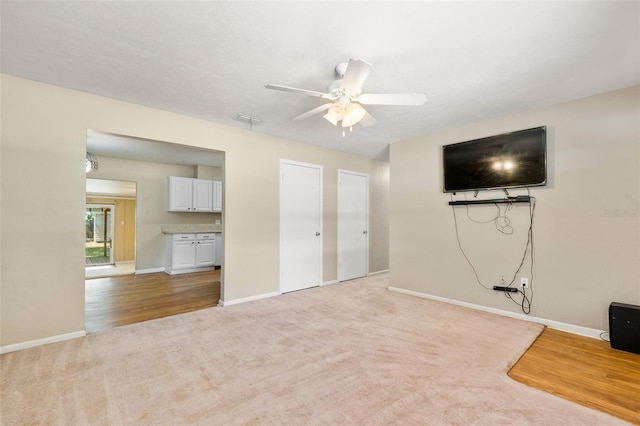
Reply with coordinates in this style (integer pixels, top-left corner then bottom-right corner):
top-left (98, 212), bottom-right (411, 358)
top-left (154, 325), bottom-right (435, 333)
top-left (293, 103), bottom-right (333, 120)
top-left (265, 84), bottom-right (334, 100)
top-left (358, 112), bottom-right (377, 127)
top-left (339, 59), bottom-right (372, 96)
top-left (357, 93), bottom-right (427, 106)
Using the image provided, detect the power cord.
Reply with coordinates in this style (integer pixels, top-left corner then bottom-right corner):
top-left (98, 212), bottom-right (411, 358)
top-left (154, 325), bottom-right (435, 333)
top-left (463, 193), bottom-right (515, 235)
top-left (451, 189), bottom-right (536, 314)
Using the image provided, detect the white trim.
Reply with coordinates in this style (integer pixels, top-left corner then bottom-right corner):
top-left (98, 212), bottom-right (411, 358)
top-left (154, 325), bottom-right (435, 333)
top-left (164, 266), bottom-right (216, 275)
top-left (368, 269), bottom-right (389, 276)
top-left (0, 330), bottom-right (86, 354)
top-left (387, 286), bottom-right (605, 340)
top-left (322, 280), bottom-right (339, 286)
top-left (135, 267), bottom-right (165, 275)
top-left (219, 291), bottom-right (282, 307)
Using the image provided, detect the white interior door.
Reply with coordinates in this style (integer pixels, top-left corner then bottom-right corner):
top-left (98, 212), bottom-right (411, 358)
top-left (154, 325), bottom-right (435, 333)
top-left (338, 170), bottom-right (369, 282)
top-left (280, 160), bottom-right (323, 293)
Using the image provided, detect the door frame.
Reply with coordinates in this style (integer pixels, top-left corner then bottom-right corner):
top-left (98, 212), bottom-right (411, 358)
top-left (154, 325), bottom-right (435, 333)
top-left (337, 169), bottom-right (369, 282)
top-left (279, 159), bottom-right (323, 293)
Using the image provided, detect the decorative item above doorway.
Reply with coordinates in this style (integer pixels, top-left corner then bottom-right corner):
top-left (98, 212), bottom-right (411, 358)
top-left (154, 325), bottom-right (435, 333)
top-left (85, 152), bottom-right (99, 173)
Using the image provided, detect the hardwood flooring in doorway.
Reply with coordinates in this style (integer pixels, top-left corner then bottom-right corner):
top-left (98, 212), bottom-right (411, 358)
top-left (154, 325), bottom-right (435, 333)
top-left (85, 270), bottom-right (220, 333)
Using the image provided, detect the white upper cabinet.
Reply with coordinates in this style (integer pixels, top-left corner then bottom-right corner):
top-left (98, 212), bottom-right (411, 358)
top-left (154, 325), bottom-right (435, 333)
top-left (213, 180), bottom-right (222, 212)
top-left (167, 176), bottom-right (193, 211)
top-left (192, 179), bottom-right (214, 212)
top-left (167, 176), bottom-right (214, 212)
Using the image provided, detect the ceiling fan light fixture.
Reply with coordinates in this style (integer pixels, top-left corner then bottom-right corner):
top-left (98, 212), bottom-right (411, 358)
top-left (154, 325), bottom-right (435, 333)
top-left (323, 104), bottom-right (345, 126)
top-left (265, 58), bottom-right (426, 131)
top-left (86, 152), bottom-right (98, 173)
top-left (341, 102), bottom-right (366, 128)
top-left (323, 111), bottom-right (338, 126)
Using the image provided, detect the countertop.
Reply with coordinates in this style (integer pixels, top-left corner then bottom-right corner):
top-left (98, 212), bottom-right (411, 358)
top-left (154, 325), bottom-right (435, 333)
top-left (161, 224), bottom-right (222, 234)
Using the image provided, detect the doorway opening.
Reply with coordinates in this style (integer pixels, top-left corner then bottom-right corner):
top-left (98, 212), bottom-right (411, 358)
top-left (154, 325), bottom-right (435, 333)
top-left (85, 204), bottom-right (114, 266)
top-left (85, 130), bottom-right (225, 332)
top-left (85, 178), bottom-right (137, 279)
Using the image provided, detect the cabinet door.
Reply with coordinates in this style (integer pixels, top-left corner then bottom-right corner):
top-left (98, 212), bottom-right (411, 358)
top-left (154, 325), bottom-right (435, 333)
top-left (173, 239), bottom-right (196, 268)
top-left (168, 177), bottom-right (193, 212)
top-left (214, 233), bottom-right (222, 266)
top-left (192, 179), bottom-right (214, 212)
top-left (196, 239), bottom-right (215, 267)
top-left (213, 180), bottom-right (223, 212)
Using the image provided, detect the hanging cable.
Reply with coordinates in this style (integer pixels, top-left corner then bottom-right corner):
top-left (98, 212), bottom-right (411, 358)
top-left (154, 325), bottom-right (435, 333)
top-left (451, 190), bottom-right (537, 314)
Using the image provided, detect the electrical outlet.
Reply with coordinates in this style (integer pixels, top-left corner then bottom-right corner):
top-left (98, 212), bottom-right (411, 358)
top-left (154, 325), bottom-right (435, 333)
top-left (521, 277), bottom-right (529, 288)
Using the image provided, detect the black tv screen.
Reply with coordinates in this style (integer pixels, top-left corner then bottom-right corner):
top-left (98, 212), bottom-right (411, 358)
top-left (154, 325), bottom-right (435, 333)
top-left (443, 126), bottom-right (547, 193)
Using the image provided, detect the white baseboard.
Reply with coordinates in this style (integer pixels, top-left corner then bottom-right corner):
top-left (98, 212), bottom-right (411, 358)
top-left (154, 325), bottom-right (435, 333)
top-left (135, 267), bottom-right (165, 275)
top-left (321, 280), bottom-right (339, 286)
top-left (387, 286), bottom-right (605, 340)
top-left (164, 266), bottom-right (215, 275)
top-left (220, 291), bottom-right (281, 307)
top-left (0, 330), bottom-right (86, 354)
top-left (368, 269), bottom-right (389, 276)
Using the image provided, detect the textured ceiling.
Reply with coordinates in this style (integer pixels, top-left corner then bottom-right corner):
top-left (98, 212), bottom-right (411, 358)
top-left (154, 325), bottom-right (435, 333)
top-left (2, 1), bottom-right (638, 161)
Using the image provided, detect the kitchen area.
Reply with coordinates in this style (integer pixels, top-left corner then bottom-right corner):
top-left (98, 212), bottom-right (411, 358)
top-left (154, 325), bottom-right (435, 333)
top-left (163, 176), bottom-right (223, 275)
top-left (85, 131), bottom-right (225, 332)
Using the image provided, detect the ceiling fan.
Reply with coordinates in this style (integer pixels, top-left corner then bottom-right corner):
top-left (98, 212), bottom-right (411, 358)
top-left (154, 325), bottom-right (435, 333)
top-left (265, 59), bottom-right (427, 131)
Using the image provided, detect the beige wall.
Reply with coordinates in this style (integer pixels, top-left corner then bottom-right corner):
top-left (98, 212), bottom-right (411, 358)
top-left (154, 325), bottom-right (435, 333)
top-left (196, 165), bottom-right (223, 180)
top-left (369, 161), bottom-right (390, 273)
top-left (389, 86), bottom-right (640, 330)
top-left (85, 197), bottom-right (136, 262)
top-left (0, 75), bottom-right (389, 347)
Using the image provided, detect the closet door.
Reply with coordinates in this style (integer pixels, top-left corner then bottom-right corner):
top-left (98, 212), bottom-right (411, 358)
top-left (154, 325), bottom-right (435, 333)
top-left (280, 160), bottom-right (323, 293)
top-left (338, 170), bottom-right (369, 281)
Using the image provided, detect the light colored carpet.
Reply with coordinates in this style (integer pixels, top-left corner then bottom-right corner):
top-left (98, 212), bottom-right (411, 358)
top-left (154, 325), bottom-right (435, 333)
top-left (0, 274), bottom-right (627, 425)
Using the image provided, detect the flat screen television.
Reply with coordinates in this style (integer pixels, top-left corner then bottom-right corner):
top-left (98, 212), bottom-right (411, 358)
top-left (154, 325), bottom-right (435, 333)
top-left (442, 126), bottom-right (547, 193)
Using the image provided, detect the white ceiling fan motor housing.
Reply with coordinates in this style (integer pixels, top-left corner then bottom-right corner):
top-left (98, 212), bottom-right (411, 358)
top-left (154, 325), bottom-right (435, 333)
top-left (335, 62), bottom-right (348, 78)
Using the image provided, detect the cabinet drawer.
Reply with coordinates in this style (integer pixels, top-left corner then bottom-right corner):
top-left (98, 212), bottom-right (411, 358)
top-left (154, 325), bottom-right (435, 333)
top-left (197, 233), bottom-right (215, 241)
top-left (173, 233), bottom-right (195, 241)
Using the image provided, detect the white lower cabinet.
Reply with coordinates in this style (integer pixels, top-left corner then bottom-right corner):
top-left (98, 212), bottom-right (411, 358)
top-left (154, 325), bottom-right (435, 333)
top-left (165, 233), bottom-right (217, 274)
top-left (195, 234), bottom-right (215, 267)
top-left (173, 234), bottom-right (196, 269)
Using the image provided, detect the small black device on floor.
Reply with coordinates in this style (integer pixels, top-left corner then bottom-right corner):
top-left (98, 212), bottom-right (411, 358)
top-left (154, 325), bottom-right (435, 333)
top-left (608, 302), bottom-right (640, 355)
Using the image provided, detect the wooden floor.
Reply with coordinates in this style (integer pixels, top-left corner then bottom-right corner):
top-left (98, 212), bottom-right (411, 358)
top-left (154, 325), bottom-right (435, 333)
top-left (509, 327), bottom-right (640, 425)
top-left (85, 270), bottom-right (220, 333)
